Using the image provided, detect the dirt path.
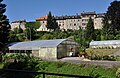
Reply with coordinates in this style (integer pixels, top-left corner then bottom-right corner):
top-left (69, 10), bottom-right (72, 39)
top-left (59, 57), bottom-right (120, 68)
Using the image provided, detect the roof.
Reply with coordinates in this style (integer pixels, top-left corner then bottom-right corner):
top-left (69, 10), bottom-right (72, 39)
top-left (9, 39), bottom-right (68, 50)
top-left (11, 20), bottom-right (26, 23)
top-left (36, 16), bottom-right (47, 21)
top-left (81, 12), bottom-right (96, 15)
top-left (90, 40), bottom-right (120, 46)
top-left (55, 15), bottom-right (81, 20)
top-left (7, 42), bottom-right (19, 46)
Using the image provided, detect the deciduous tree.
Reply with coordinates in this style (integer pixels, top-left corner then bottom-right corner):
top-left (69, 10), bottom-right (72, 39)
top-left (103, 1), bottom-right (120, 38)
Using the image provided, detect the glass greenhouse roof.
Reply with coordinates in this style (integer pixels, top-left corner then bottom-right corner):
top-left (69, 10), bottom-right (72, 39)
top-left (90, 40), bottom-right (120, 46)
top-left (9, 39), bottom-right (67, 50)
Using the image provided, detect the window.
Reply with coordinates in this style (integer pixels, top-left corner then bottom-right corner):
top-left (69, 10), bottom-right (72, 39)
top-left (74, 24), bottom-right (76, 26)
top-left (82, 23), bottom-right (86, 26)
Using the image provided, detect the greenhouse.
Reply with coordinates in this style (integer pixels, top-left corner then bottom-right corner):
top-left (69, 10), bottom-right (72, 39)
top-left (8, 39), bottom-right (80, 59)
top-left (90, 40), bottom-right (120, 49)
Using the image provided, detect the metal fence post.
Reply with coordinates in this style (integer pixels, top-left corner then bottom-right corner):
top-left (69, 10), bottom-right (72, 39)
top-left (43, 73), bottom-right (45, 78)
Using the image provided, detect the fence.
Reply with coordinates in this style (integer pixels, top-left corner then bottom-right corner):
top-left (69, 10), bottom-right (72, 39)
top-left (0, 69), bottom-right (93, 78)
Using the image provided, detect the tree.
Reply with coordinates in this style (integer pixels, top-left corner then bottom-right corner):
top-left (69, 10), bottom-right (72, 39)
top-left (25, 22), bottom-right (36, 40)
top-left (18, 26), bottom-right (23, 33)
top-left (103, 1), bottom-right (120, 38)
top-left (94, 29), bottom-right (102, 41)
top-left (0, 0), bottom-right (10, 61)
top-left (46, 11), bottom-right (59, 31)
top-left (8, 30), bottom-right (19, 42)
top-left (46, 11), bottom-right (53, 31)
top-left (35, 20), bottom-right (41, 29)
top-left (86, 17), bottom-right (95, 42)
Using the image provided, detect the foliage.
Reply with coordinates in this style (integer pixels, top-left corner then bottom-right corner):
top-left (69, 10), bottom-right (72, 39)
top-left (18, 26), bottom-right (23, 33)
top-left (0, 0), bottom-right (10, 44)
top-left (86, 48), bottom-right (120, 61)
top-left (8, 28), bottom-right (25, 42)
top-left (0, 0), bottom-right (10, 62)
top-left (35, 20), bottom-right (41, 29)
top-left (46, 11), bottom-right (54, 31)
top-left (102, 1), bottom-right (120, 39)
top-left (1, 54), bottom-right (42, 78)
top-left (41, 33), bottom-right (53, 40)
top-left (0, 63), bottom-right (3, 68)
top-left (35, 61), bottom-right (117, 78)
top-left (46, 11), bottom-right (59, 31)
top-left (94, 29), bottom-right (102, 41)
top-left (25, 21), bottom-right (40, 30)
top-left (116, 68), bottom-right (120, 78)
top-left (90, 55), bottom-right (116, 61)
top-left (25, 22), bottom-right (37, 40)
top-left (86, 17), bottom-right (95, 42)
top-left (86, 48), bottom-right (119, 56)
top-left (0, 54), bottom-right (118, 78)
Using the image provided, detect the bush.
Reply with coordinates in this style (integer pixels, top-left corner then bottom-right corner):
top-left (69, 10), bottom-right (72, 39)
top-left (1, 54), bottom-right (42, 78)
top-left (116, 68), bottom-right (120, 78)
top-left (90, 55), bottom-right (116, 61)
top-left (103, 55), bottom-right (116, 61)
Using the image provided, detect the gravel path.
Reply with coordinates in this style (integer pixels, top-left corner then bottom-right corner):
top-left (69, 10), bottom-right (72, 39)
top-left (59, 57), bottom-right (120, 68)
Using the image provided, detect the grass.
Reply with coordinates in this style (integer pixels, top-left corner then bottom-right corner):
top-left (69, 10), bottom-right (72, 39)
top-left (35, 61), bottom-right (117, 78)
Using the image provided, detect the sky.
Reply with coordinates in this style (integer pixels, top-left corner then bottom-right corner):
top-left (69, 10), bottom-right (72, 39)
top-left (3, 0), bottom-right (116, 22)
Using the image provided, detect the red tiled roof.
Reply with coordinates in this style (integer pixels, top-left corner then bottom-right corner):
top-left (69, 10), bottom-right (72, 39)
top-left (36, 16), bottom-right (47, 21)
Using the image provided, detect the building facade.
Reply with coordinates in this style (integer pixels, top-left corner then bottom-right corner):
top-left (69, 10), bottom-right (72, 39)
top-left (36, 12), bottom-right (105, 31)
top-left (10, 20), bottom-right (26, 30)
top-left (36, 16), bottom-right (49, 31)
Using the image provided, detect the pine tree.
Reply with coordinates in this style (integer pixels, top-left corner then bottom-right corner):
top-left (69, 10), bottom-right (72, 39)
top-left (53, 17), bottom-right (59, 31)
top-left (0, 0), bottom-right (10, 61)
top-left (46, 11), bottom-right (59, 31)
top-left (86, 17), bottom-right (95, 42)
top-left (46, 11), bottom-right (53, 31)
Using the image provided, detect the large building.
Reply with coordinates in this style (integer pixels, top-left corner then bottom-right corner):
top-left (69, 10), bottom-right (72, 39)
top-left (80, 12), bottom-right (104, 29)
top-left (10, 20), bottom-right (26, 30)
top-left (36, 12), bottom-right (105, 31)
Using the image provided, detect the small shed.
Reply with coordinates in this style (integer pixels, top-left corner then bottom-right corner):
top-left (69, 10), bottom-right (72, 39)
top-left (90, 40), bottom-right (120, 49)
top-left (9, 39), bottom-right (79, 59)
